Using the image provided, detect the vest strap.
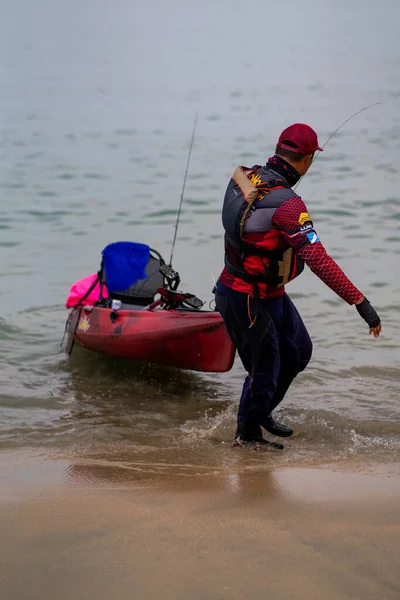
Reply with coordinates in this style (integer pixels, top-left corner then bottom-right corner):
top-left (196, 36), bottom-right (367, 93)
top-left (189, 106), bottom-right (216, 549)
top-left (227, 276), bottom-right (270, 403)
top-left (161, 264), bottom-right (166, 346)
top-left (225, 257), bottom-right (283, 285)
top-left (226, 237), bottom-right (284, 261)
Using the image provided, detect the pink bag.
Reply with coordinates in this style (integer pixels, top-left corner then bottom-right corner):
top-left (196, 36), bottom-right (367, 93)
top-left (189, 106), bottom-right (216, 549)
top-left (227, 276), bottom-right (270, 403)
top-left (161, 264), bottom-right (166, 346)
top-left (65, 273), bottom-right (108, 308)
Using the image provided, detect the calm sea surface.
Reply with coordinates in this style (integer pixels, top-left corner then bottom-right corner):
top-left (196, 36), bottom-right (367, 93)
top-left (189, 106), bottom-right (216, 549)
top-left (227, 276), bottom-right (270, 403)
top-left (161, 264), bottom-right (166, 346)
top-left (1, 0), bottom-right (399, 480)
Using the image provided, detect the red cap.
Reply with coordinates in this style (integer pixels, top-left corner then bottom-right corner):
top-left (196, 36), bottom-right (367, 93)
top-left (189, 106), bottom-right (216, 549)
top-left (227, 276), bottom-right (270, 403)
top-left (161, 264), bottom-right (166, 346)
top-left (277, 123), bottom-right (323, 154)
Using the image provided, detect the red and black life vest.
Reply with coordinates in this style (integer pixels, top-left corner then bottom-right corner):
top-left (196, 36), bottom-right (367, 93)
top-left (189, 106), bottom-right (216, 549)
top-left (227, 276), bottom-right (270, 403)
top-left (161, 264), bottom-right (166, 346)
top-left (222, 164), bottom-right (304, 288)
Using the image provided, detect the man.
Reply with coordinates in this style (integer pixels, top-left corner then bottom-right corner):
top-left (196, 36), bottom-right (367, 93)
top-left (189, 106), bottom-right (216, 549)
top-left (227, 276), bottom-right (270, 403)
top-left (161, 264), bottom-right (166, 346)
top-left (215, 123), bottom-right (381, 448)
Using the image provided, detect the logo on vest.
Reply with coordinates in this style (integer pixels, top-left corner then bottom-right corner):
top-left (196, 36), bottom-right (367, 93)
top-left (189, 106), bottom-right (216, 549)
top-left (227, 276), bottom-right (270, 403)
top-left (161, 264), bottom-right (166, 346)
top-left (248, 173), bottom-right (262, 186)
top-left (298, 212), bottom-right (311, 225)
top-left (247, 172), bottom-right (266, 199)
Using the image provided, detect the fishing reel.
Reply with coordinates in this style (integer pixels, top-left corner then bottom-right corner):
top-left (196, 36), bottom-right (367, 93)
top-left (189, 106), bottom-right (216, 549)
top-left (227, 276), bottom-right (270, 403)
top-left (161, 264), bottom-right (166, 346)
top-left (159, 263), bottom-right (181, 291)
top-left (157, 288), bottom-right (204, 311)
top-left (148, 248), bottom-right (181, 291)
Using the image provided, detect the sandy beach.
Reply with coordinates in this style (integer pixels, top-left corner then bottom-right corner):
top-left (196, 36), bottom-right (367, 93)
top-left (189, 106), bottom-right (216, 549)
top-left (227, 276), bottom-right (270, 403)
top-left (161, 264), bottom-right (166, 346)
top-left (0, 454), bottom-right (399, 600)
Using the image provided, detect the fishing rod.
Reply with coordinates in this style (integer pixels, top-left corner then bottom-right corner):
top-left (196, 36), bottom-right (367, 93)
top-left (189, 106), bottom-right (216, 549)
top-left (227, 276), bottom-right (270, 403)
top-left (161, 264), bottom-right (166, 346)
top-left (169, 113), bottom-right (198, 266)
top-left (294, 101), bottom-right (381, 190)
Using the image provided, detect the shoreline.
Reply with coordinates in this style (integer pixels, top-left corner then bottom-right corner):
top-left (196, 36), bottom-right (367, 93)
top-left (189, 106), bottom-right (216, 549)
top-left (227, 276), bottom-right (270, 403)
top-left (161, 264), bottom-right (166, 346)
top-left (1, 448), bottom-right (400, 498)
top-left (1, 445), bottom-right (400, 483)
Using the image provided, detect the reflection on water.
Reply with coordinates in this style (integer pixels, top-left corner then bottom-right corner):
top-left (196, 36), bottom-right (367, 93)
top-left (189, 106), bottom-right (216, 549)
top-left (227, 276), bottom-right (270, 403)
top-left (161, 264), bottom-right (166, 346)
top-left (62, 347), bottom-right (231, 448)
top-left (64, 459), bottom-right (400, 502)
top-left (65, 460), bottom-right (287, 501)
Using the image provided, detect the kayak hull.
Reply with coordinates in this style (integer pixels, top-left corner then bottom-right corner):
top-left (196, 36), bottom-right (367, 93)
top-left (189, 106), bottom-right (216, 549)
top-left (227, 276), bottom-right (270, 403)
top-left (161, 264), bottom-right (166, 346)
top-left (66, 306), bottom-right (235, 373)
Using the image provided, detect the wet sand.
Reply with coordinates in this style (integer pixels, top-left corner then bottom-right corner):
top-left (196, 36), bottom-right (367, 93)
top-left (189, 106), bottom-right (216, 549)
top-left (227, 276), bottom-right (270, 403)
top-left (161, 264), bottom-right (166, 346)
top-left (0, 455), bottom-right (399, 600)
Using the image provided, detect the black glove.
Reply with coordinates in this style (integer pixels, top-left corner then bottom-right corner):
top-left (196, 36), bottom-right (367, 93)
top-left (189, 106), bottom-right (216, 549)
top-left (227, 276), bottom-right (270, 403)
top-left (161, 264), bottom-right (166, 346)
top-left (356, 298), bottom-right (380, 328)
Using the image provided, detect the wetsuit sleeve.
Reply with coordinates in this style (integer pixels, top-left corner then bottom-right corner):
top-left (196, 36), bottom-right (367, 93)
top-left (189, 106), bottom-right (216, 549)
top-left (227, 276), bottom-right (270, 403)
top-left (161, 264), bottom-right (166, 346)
top-left (272, 196), bottom-right (363, 305)
top-left (297, 242), bottom-right (363, 305)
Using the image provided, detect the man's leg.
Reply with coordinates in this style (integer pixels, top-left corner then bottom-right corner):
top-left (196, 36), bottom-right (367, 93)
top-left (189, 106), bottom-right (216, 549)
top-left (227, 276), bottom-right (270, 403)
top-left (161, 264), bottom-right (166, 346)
top-left (215, 284), bottom-right (281, 442)
top-left (237, 304), bottom-right (280, 428)
top-left (264, 293), bottom-right (313, 417)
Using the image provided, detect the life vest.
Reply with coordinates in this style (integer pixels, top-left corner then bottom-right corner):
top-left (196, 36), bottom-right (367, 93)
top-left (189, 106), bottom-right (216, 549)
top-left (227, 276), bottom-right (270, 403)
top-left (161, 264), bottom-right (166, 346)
top-left (222, 165), bottom-right (305, 288)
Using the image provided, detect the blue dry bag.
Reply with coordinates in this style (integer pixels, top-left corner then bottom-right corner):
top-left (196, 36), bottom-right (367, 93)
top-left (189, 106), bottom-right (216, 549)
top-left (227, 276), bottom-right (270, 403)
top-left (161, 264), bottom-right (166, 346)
top-left (101, 242), bottom-right (150, 293)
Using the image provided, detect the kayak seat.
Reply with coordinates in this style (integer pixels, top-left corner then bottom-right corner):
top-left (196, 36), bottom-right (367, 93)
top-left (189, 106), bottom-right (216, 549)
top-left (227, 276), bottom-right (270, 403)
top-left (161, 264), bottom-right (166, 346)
top-left (99, 245), bottom-right (180, 307)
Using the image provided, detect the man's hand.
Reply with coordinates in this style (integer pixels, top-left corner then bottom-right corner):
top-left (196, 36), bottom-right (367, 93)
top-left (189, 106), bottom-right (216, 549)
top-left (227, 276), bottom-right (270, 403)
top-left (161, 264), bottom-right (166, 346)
top-left (355, 296), bottom-right (381, 337)
top-left (369, 323), bottom-right (382, 338)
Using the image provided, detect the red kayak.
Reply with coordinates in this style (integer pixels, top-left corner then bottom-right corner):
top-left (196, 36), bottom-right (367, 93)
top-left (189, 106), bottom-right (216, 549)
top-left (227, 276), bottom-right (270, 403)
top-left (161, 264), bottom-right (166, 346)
top-left (66, 304), bottom-right (235, 373)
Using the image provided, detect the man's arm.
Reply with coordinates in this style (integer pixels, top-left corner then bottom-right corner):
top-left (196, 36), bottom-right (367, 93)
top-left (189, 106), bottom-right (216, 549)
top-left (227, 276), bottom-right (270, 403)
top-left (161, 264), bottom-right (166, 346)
top-left (272, 196), bottom-right (381, 336)
top-left (297, 240), bottom-right (362, 305)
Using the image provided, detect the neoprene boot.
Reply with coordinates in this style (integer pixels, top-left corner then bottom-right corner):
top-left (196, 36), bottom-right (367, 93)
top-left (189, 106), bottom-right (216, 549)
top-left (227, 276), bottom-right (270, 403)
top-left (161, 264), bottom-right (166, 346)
top-left (259, 415), bottom-right (293, 438)
top-left (233, 420), bottom-right (284, 450)
top-left (234, 420), bottom-right (264, 442)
